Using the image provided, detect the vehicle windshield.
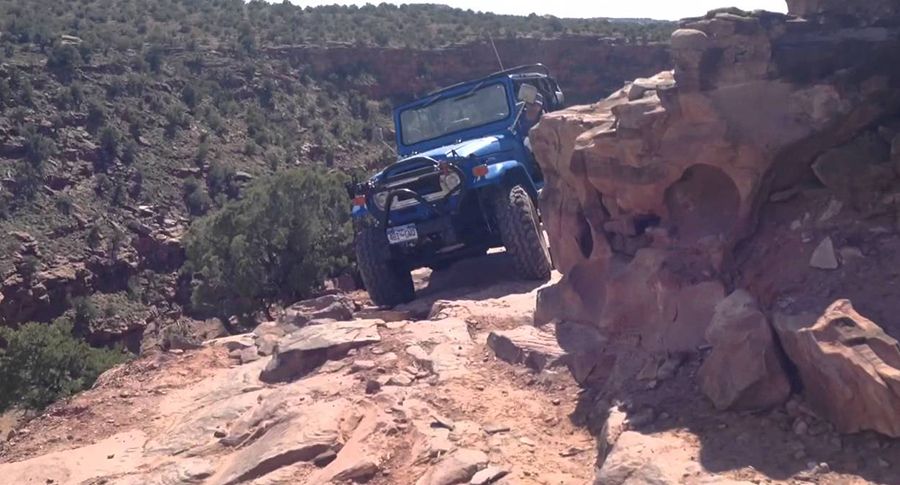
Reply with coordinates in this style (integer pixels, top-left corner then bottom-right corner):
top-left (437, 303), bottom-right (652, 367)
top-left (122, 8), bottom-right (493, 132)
top-left (400, 83), bottom-right (510, 146)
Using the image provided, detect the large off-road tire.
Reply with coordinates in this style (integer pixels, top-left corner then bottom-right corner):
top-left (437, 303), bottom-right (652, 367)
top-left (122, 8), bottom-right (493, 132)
top-left (355, 225), bottom-right (415, 307)
top-left (492, 184), bottom-right (552, 280)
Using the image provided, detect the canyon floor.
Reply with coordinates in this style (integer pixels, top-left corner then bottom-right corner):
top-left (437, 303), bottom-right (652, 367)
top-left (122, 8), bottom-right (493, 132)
top-left (1, 252), bottom-right (899, 485)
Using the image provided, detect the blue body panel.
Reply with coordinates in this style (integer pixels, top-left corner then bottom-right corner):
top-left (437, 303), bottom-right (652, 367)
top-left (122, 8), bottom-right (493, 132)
top-left (352, 75), bottom-right (545, 231)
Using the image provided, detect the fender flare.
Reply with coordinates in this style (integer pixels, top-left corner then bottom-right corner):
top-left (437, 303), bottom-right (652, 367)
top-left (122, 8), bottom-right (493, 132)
top-left (468, 160), bottom-right (539, 200)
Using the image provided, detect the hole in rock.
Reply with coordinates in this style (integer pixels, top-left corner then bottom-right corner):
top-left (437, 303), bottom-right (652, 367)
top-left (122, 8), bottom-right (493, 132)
top-left (664, 164), bottom-right (740, 244)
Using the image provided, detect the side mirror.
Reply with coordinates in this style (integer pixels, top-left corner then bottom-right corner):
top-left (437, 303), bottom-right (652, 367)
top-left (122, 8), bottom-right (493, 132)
top-left (517, 84), bottom-right (538, 104)
top-left (554, 89), bottom-right (565, 108)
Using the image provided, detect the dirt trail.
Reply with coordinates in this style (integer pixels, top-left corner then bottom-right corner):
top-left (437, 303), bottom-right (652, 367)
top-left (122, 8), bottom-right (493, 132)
top-left (3, 252), bottom-right (898, 485)
top-left (0, 252), bottom-right (593, 485)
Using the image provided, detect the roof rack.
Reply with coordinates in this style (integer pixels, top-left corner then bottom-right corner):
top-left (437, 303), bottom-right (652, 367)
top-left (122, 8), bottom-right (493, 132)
top-left (423, 63), bottom-right (552, 97)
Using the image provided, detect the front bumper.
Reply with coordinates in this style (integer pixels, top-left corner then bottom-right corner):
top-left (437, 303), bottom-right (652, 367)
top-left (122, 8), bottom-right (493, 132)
top-left (367, 158), bottom-right (466, 228)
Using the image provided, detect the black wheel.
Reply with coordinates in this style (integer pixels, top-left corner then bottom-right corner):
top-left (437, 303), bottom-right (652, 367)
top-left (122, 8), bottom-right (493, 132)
top-left (355, 224), bottom-right (415, 307)
top-left (491, 184), bottom-right (552, 280)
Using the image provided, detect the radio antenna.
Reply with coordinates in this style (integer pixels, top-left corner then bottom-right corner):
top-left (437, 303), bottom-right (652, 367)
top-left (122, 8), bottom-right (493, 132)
top-left (488, 33), bottom-right (504, 71)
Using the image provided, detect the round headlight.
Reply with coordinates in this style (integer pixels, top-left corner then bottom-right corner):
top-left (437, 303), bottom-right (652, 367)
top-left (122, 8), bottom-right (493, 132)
top-left (373, 191), bottom-right (389, 210)
top-left (440, 172), bottom-right (462, 192)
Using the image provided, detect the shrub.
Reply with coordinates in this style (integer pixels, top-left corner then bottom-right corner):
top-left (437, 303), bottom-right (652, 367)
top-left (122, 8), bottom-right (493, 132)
top-left (46, 43), bottom-right (82, 83)
top-left (184, 168), bottom-right (352, 322)
top-left (0, 320), bottom-right (129, 411)
top-left (164, 104), bottom-right (188, 138)
top-left (121, 140), bottom-right (137, 165)
top-left (183, 177), bottom-right (212, 216)
top-left (23, 126), bottom-right (56, 166)
top-left (144, 45), bottom-right (164, 73)
top-left (86, 100), bottom-right (107, 133)
top-left (99, 126), bottom-right (120, 160)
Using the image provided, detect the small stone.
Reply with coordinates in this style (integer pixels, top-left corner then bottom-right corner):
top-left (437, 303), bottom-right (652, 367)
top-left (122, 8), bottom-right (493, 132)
top-left (656, 354), bottom-right (684, 380)
top-left (878, 457), bottom-right (891, 468)
top-left (808, 422), bottom-right (831, 436)
top-left (239, 346), bottom-right (260, 364)
top-left (809, 237), bottom-right (839, 270)
top-left (793, 419), bottom-right (809, 436)
top-left (475, 384), bottom-right (485, 391)
top-left (168, 349), bottom-right (184, 355)
top-left (818, 199), bottom-right (843, 223)
top-left (365, 379), bottom-right (381, 394)
top-left (107, 454), bottom-right (115, 459)
top-left (213, 429), bottom-right (227, 438)
top-left (551, 398), bottom-right (561, 406)
top-left (350, 360), bottom-right (377, 373)
top-left (627, 407), bottom-right (656, 429)
top-left (313, 449), bottom-right (338, 467)
top-left (770, 187), bottom-right (799, 203)
top-left (483, 423), bottom-right (510, 435)
top-left (519, 436), bottom-right (536, 447)
top-left (559, 446), bottom-right (584, 457)
top-left (838, 246), bottom-right (864, 261)
top-left (470, 466), bottom-right (509, 485)
top-left (386, 374), bottom-right (414, 386)
top-left (431, 414), bottom-right (455, 431)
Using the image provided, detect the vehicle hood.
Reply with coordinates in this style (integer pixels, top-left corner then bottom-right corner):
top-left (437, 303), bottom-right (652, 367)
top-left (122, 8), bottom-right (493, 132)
top-left (413, 135), bottom-right (515, 160)
top-left (371, 135), bottom-right (515, 185)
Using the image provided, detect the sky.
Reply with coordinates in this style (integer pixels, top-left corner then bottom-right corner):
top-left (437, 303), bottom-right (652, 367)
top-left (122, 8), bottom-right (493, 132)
top-left (288, 1), bottom-right (788, 21)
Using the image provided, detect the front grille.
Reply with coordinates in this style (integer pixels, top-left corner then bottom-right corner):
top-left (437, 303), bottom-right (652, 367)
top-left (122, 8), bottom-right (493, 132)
top-left (396, 175), bottom-right (442, 201)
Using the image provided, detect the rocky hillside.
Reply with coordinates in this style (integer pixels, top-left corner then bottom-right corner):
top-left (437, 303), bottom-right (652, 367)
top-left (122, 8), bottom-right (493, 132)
top-left (0, 1), bottom-right (672, 352)
top-left (532, 0), bottom-right (900, 482)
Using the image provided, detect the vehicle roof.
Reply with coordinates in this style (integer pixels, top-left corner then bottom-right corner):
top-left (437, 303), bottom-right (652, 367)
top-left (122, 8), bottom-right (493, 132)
top-left (419, 63), bottom-right (553, 100)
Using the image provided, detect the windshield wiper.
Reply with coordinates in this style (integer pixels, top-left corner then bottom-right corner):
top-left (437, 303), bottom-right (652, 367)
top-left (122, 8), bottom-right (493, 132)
top-left (421, 79), bottom-right (490, 109)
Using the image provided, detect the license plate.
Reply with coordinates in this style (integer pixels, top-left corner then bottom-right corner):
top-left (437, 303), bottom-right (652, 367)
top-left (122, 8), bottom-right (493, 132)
top-left (387, 224), bottom-right (418, 245)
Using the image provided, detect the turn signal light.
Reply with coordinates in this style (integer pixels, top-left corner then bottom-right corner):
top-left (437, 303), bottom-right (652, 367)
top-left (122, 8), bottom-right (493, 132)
top-left (352, 195), bottom-right (366, 207)
top-left (472, 165), bottom-right (489, 178)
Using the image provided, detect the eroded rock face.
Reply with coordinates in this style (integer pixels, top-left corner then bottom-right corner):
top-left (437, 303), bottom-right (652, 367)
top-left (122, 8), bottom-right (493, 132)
top-left (531, 7), bottom-right (900, 384)
top-left (699, 290), bottom-right (791, 411)
top-left (774, 300), bottom-right (900, 437)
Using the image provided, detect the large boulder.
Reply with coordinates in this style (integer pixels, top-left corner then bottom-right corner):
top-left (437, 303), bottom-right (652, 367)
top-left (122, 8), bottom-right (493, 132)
top-left (530, 8), bottom-right (900, 382)
top-left (773, 300), bottom-right (900, 437)
top-left (699, 290), bottom-right (791, 411)
top-left (487, 325), bottom-right (567, 372)
top-left (281, 294), bottom-right (355, 326)
top-left (259, 319), bottom-right (382, 383)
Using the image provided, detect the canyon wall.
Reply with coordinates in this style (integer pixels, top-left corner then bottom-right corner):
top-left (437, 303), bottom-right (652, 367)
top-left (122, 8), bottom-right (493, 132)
top-left (264, 37), bottom-right (672, 105)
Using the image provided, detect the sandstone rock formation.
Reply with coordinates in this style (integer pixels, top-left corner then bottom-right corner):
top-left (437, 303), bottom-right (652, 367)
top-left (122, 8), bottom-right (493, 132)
top-left (531, 3), bottom-right (900, 394)
top-left (699, 290), bottom-right (791, 411)
top-left (774, 300), bottom-right (900, 437)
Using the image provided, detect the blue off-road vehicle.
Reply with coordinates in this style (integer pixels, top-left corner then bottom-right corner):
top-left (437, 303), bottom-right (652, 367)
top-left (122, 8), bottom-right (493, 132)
top-left (349, 64), bottom-right (564, 306)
